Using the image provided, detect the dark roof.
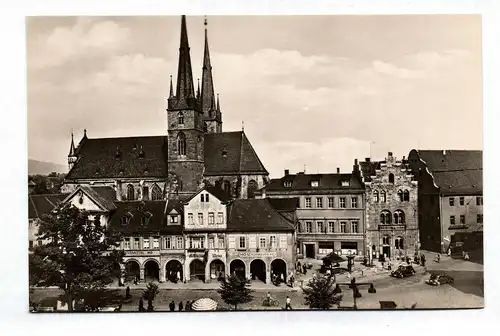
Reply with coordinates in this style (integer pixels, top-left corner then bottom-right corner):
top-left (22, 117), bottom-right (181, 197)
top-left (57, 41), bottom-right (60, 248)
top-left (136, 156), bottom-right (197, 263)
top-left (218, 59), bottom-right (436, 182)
top-left (185, 185), bottom-right (233, 203)
top-left (78, 186), bottom-right (117, 211)
top-left (204, 131), bottom-right (268, 175)
top-left (66, 131), bottom-right (268, 179)
top-left (267, 197), bottom-right (299, 212)
top-left (415, 150), bottom-right (483, 194)
top-left (263, 173), bottom-right (364, 192)
top-left (359, 161), bottom-right (383, 182)
top-left (67, 136), bottom-right (168, 179)
top-left (227, 199), bottom-right (294, 232)
top-left (28, 194), bottom-right (67, 219)
top-left (108, 201), bottom-right (182, 234)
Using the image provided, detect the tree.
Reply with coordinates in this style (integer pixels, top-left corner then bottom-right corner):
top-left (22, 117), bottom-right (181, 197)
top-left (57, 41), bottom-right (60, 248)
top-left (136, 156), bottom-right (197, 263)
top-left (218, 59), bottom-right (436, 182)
top-left (302, 274), bottom-right (343, 310)
top-left (142, 282), bottom-right (160, 311)
top-left (29, 203), bottom-right (124, 311)
top-left (217, 274), bottom-right (254, 310)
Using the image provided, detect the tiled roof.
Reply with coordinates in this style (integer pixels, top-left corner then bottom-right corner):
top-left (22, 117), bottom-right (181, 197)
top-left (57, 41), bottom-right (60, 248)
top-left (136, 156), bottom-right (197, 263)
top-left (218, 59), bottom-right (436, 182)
top-left (66, 131), bottom-right (268, 179)
top-left (263, 173), bottom-right (364, 192)
top-left (67, 136), bottom-right (169, 179)
top-left (227, 199), bottom-right (295, 232)
top-left (267, 197), bottom-right (299, 212)
top-left (185, 185), bottom-right (233, 203)
top-left (204, 131), bottom-right (268, 175)
top-left (28, 194), bottom-right (67, 219)
top-left (79, 185), bottom-right (117, 211)
top-left (414, 150), bottom-right (483, 194)
top-left (108, 201), bottom-right (182, 235)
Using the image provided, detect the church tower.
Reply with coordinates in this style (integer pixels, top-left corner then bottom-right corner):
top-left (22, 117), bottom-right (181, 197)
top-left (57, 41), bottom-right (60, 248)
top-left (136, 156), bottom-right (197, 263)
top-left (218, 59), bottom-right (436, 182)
top-left (201, 18), bottom-right (223, 134)
top-left (167, 15), bottom-right (205, 195)
top-left (68, 132), bottom-right (77, 171)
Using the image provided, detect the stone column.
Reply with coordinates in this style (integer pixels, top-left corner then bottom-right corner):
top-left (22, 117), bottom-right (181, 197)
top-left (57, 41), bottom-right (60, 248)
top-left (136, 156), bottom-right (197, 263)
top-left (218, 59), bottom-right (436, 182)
top-left (265, 264), bottom-right (271, 284)
top-left (159, 262), bottom-right (165, 283)
top-left (140, 267), bottom-right (145, 282)
top-left (245, 260), bottom-right (251, 280)
top-left (205, 260), bottom-right (211, 283)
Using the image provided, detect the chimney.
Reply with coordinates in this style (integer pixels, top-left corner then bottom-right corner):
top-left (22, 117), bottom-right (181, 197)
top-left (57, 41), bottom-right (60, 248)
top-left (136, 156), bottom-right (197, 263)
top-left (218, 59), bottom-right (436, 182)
top-left (353, 159), bottom-right (360, 173)
top-left (365, 157), bottom-right (371, 162)
top-left (443, 150), bottom-right (447, 155)
top-left (336, 167), bottom-right (340, 174)
top-left (388, 152), bottom-right (393, 158)
top-left (284, 169), bottom-right (290, 176)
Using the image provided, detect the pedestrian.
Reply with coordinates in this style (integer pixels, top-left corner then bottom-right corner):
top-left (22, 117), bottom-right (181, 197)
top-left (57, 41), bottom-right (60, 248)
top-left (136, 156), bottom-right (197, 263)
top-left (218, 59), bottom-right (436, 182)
top-left (185, 300), bottom-right (191, 311)
top-left (464, 251), bottom-right (470, 260)
top-left (138, 298), bottom-right (145, 312)
top-left (125, 286), bottom-right (131, 300)
top-left (177, 271), bottom-right (181, 282)
top-left (178, 301), bottom-right (184, 311)
top-left (169, 300), bottom-right (175, 312)
top-left (297, 261), bottom-right (301, 269)
top-left (447, 248), bottom-right (452, 257)
top-left (435, 253), bottom-right (440, 263)
top-left (134, 276), bottom-right (138, 285)
top-left (302, 265), bottom-right (307, 275)
top-left (290, 274), bottom-right (295, 288)
top-left (421, 254), bottom-right (426, 267)
top-left (285, 296), bottom-right (292, 310)
top-left (280, 273), bottom-right (284, 282)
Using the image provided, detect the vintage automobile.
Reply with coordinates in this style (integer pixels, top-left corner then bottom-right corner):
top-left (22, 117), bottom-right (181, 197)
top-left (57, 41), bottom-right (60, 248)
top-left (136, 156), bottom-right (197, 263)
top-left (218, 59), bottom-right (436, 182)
top-left (390, 265), bottom-right (416, 278)
top-left (425, 274), bottom-right (454, 286)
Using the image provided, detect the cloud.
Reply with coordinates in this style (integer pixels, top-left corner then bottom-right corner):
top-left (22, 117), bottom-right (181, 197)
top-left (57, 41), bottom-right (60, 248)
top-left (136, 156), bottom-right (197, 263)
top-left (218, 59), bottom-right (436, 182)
top-left (30, 18), bottom-right (131, 68)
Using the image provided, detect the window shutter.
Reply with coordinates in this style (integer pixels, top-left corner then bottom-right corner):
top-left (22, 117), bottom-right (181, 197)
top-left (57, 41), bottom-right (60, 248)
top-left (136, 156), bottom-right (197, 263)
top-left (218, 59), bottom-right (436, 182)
top-left (249, 235), bottom-right (256, 249)
top-left (228, 236), bottom-right (236, 249)
top-left (280, 235), bottom-right (287, 249)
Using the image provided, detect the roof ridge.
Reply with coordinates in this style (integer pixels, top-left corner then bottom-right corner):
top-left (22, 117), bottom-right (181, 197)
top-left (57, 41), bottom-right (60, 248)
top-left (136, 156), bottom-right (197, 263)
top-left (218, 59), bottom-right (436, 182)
top-left (240, 132), bottom-right (268, 174)
top-left (29, 195), bottom-right (39, 218)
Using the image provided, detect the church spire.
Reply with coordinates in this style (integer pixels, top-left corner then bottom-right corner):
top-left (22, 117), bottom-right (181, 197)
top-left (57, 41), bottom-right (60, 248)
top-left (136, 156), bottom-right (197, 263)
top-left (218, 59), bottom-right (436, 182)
top-left (175, 15), bottom-right (196, 107)
top-left (197, 78), bottom-right (201, 99)
top-left (201, 16), bottom-right (216, 116)
top-left (216, 93), bottom-right (220, 113)
top-left (68, 131), bottom-right (76, 156)
top-left (169, 74), bottom-right (174, 98)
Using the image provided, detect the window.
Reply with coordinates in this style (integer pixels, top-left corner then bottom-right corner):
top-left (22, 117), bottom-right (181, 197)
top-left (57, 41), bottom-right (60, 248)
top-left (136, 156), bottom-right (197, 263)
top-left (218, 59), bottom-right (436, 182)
top-left (339, 197), bottom-right (346, 208)
top-left (177, 237), bottom-right (183, 249)
top-left (133, 238), bottom-right (140, 249)
top-left (328, 221), bottom-right (335, 233)
top-left (477, 214), bottom-right (483, 223)
top-left (165, 236), bottom-right (172, 249)
top-left (381, 191), bottom-right (386, 203)
top-left (382, 236), bottom-right (390, 245)
top-left (217, 236), bottom-right (224, 249)
top-left (389, 173), bottom-right (395, 183)
top-left (247, 180), bottom-right (258, 199)
top-left (449, 197), bottom-right (455, 206)
top-left (198, 213), bottom-right (204, 225)
top-left (177, 132), bottom-right (186, 156)
top-left (209, 237), bottom-right (215, 249)
top-left (201, 194), bottom-right (204, 202)
top-left (284, 181), bottom-right (292, 188)
top-left (279, 235), bottom-right (287, 248)
top-left (190, 237), bottom-right (204, 249)
top-left (351, 221), bottom-right (359, 233)
top-left (394, 210), bottom-right (405, 224)
top-left (142, 186), bottom-right (149, 200)
top-left (208, 212), bottom-right (215, 225)
top-left (121, 216), bottom-right (129, 226)
top-left (151, 184), bottom-right (162, 201)
top-left (317, 221), bottom-right (324, 233)
top-left (351, 197), bottom-right (358, 208)
top-left (188, 213), bottom-right (194, 225)
top-left (395, 237), bottom-right (404, 250)
top-left (403, 190), bottom-right (410, 202)
top-left (178, 112), bottom-right (184, 125)
top-left (450, 216), bottom-right (455, 225)
top-left (328, 197), bottom-right (334, 208)
top-left (306, 222), bottom-right (312, 233)
top-left (270, 236), bottom-right (277, 248)
top-left (170, 215), bottom-right (178, 224)
top-left (305, 197), bottom-right (311, 208)
top-left (316, 197), bottom-right (323, 208)
top-left (259, 237), bottom-right (266, 248)
top-left (380, 211), bottom-right (392, 224)
top-left (143, 238), bottom-right (150, 249)
top-left (205, 194), bottom-right (209, 202)
top-left (215, 212), bottom-right (223, 224)
top-left (123, 238), bottom-right (131, 250)
top-left (477, 196), bottom-right (483, 206)
top-left (153, 237), bottom-right (159, 249)
top-left (341, 180), bottom-right (350, 187)
top-left (459, 197), bottom-right (465, 206)
top-left (460, 215), bottom-right (465, 224)
top-left (239, 236), bottom-right (246, 249)
top-left (397, 190), bottom-right (403, 202)
top-left (340, 222), bottom-right (346, 233)
top-left (311, 180), bottom-right (319, 187)
top-left (373, 191), bottom-right (379, 203)
top-left (126, 184), bottom-right (134, 200)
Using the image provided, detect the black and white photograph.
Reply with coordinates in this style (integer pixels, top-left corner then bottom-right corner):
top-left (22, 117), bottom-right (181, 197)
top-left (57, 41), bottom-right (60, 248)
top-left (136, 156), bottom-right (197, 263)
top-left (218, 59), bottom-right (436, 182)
top-left (26, 14), bottom-right (484, 312)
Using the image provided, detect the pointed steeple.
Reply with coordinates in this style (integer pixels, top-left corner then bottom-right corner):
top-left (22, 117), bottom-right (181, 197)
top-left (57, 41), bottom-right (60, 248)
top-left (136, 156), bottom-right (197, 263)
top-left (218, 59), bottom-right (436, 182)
top-left (196, 78), bottom-right (201, 99)
top-left (201, 16), bottom-right (216, 116)
top-left (175, 15), bottom-right (196, 107)
top-left (169, 74), bottom-right (174, 98)
top-left (216, 93), bottom-right (220, 113)
top-left (68, 131), bottom-right (75, 156)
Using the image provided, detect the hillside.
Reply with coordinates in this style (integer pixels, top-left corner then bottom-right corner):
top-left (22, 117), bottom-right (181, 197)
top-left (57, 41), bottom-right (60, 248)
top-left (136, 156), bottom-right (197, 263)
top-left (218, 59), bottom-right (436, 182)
top-left (28, 159), bottom-right (67, 175)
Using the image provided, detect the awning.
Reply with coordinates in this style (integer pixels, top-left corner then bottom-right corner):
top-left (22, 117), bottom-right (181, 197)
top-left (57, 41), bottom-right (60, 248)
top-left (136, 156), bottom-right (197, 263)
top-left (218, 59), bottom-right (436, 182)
top-left (191, 298), bottom-right (218, 311)
top-left (322, 252), bottom-right (345, 263)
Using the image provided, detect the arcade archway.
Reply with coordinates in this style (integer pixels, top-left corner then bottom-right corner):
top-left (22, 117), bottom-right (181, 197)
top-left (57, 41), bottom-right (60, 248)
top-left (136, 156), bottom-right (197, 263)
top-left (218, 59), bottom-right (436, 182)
top-left (125, 260), bottom-right (140, 283)
top-left (210, 260), bottom-right (225, 281)
top-left (250, 259), bottom-right (266, 283)
top-left (165, 260), bottom-right (183, 283)
top-left (190, 259), bottom-right (205, 282)
top-left (271, 259), bottom-right (287, 282)
top-left (230, 259), bottom-right (246, 280)
top-left (144, 260), bottom-right (160, 282)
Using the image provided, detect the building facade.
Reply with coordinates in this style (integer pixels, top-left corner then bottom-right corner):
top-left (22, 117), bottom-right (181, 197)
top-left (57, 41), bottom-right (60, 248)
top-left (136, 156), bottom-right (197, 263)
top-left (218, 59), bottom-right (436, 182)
top-left (258, 163), bottom-right (366, 260)
top-left (408, 149), bottom-right (483, 253)
top-left (360, 152), bottom-right (419, 263)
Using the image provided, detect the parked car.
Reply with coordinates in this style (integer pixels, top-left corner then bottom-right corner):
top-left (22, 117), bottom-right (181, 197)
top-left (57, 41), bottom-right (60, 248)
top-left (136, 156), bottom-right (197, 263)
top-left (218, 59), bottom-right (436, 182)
top-left (390, 265), bottom-right (416, 278)
top-left (425, 274), bottom-right (454, 286)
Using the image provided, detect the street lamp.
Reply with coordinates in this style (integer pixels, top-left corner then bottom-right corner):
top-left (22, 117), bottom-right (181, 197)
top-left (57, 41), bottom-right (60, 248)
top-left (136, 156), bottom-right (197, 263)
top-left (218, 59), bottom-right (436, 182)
top-left (334, 277), bottom-right (376, 310)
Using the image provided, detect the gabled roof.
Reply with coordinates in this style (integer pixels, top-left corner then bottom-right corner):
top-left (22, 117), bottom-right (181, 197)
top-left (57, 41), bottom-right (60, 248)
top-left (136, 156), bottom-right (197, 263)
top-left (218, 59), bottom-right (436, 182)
top-left (28, 194), bottom-right (67, 219)
top-left (227, 199), bottom-right (294, 232)
top-left (62, 185), bottom-right (117, 212)
top-left (184, 185), bottom-right (232, 203)
top-left (263, 173), bottom-right (364, 192)
top-left (204, 131), bottom-right (268, 175)
top-left (412, 150), bottom-right (483, 194)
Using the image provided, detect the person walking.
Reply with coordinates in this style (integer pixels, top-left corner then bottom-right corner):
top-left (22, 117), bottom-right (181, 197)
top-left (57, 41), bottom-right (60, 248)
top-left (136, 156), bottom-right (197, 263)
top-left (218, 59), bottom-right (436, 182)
top-left (169, 301), bottom-right (175, 312)
top-left (185, 300), bottom-right (191, 311)
top-left (290, 274), bottom-right (295, 288)
top-left (464, 251), bottom-right (470, 260)
top-left (285, 296), bottom-right (292, 310)
top-left (177, 271), bottom-right (181, 282)
top-left (178, 301), bottom-right (184, 311)
top-left (138, 298), bottom-right (145, 312)
top-left (125, 286), bottom-right (131, 300)
top-left (421, 254), bottom-right (426, 267)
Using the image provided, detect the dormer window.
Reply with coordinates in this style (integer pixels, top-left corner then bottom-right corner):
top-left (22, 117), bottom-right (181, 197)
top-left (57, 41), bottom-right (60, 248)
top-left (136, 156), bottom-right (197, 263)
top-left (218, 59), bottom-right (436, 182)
top-left (311, 181), bottom-right (319, 187)
top-left (121, 216), bottom-right (129, 226)
top-left (284, 181), bottom-right (292, 188)
top-left (170, 215), bottom-right (178, 224)
top-left (138, 147), bottom-right (145, 158)
top-left (341, 180), bottom-right (350, 187)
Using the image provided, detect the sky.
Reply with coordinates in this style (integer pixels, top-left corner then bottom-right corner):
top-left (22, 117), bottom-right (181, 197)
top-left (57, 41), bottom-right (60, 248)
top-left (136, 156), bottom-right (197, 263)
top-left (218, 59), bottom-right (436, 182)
top-left (27, 15), bottom-right (483, 178)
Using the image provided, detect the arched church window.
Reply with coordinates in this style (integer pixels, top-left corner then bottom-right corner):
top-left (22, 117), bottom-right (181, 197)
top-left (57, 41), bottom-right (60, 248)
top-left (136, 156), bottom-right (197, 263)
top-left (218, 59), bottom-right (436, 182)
top-left (151, 184), bottom-right (163, 201)
top-left (222, 180), bottom-right (231, 195)
top-left (373, 190), bottom-right (379, 203)
top-left (381, 190), bottom-right (386, 203)
top-left (403, 190), bottom-right (410, 202)
top-left (380, 210), bottom-right (392, 224)
top-left (394, 210), bottom-right (405, 224)
top-left (389, 173), bottom-right (395, 183)
top-left (177, 132), bottom-right (186, 156)
top-left (126, 184), bottom-right (135, 201)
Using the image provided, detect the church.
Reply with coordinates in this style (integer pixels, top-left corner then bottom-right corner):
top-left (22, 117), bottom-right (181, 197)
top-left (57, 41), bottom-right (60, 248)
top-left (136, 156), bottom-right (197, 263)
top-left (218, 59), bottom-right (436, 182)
top-left (31, 16), bottom-right (297, 285)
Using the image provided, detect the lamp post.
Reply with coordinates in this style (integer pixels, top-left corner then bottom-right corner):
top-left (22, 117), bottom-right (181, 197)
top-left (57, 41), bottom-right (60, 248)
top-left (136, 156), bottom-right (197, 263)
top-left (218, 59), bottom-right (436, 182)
top-left (333, 277), bottom-right (376, 310)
